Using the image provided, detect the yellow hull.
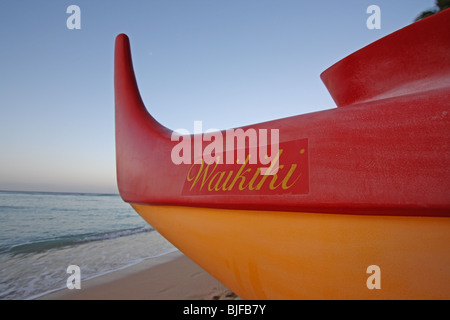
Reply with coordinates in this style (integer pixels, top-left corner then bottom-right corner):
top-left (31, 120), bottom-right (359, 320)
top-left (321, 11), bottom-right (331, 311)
top-left (132, 204), bottom-right (450, 300)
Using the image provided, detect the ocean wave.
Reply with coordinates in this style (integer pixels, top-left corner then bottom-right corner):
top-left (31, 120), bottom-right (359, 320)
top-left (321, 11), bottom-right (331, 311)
top-left (0, 190), bottom-right (119, 197)
top-left (0, 205), bottom-right (31, 210)
top-left (0, 226), bottom-right (154, 255)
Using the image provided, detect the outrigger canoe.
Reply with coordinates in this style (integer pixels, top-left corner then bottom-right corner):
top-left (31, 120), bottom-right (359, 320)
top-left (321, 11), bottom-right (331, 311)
top-left (115, 9), bottom-right (450, 299)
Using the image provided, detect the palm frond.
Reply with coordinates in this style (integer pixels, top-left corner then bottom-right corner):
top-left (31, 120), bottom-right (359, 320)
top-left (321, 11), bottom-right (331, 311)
top-left (414, 9), bottom-right (438, 22)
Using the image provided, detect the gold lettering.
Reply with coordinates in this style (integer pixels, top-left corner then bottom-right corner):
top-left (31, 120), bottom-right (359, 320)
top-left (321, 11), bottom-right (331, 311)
top-left (208, 171), bottom-right (234, 191)
top-left (281, 164), bottom-right (301, 190)
top-left (268, 165), bottom-right (284, 190)
top-left (186, 160), bottom-right (218, 191)
top-left (220, 171), bottom-right (234, 191)
top-left (243, 167), bottom-right (261, 190)
top-left (256, 150), bottom-right (283, 190)
top-left (227, 156), bottom-right (252, 191)
top-left (186, 161), bottom-right (200, 182)
top-left (185, 147), bottom-right (305, 193)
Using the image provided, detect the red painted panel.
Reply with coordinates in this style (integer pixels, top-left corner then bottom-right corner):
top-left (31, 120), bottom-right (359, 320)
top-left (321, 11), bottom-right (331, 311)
top-left (115, 9), bottom-right (450, 217)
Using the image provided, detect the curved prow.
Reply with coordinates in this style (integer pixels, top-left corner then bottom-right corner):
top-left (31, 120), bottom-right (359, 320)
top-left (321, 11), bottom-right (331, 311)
top-left (114, 34), bottom-right (169, 136)
top-left (114, 34), bottom-right (172, 201)
top-left (114, 22), bottom-right (450, 215)
top-left (321, 8), bottom-right (450, 107)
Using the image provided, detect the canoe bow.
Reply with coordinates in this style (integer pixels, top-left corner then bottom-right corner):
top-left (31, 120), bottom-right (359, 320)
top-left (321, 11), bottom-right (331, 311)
top-left (115, 10), bottom-right (450, 217)
top-left (114, 10), bottom-right (450, 299)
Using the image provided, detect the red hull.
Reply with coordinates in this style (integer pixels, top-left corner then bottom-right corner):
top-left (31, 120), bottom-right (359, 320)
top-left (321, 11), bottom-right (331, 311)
top-left (115, 9), bottom-right (450, 217)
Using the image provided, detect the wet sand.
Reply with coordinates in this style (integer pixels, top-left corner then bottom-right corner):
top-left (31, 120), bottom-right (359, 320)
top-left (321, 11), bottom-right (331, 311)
top-left (37, 251), bottom-right (238, 300)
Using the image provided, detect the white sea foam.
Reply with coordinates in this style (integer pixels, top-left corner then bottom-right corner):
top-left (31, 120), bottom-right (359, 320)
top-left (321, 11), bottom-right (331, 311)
top-left (1, 229), bottom-right (177, 300)
top-left (0, 191), bottom-right (178, 300)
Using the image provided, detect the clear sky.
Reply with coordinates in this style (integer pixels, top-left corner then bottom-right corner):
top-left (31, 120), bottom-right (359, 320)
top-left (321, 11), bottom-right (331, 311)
top-left (0, 0), bottom-right (435, 194)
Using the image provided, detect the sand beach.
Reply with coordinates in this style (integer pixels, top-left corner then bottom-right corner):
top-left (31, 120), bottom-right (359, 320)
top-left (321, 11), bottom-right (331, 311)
top-left (37, 251), bottom-right (238, 300)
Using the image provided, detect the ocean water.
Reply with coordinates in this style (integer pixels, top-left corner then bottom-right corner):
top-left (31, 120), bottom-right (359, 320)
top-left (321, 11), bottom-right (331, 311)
top-left (0, 190), bottom-right (177, 300)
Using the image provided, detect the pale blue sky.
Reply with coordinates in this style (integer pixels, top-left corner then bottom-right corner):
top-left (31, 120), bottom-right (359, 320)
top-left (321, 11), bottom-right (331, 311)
top-left (0, 0), bottom-right (435, 193)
